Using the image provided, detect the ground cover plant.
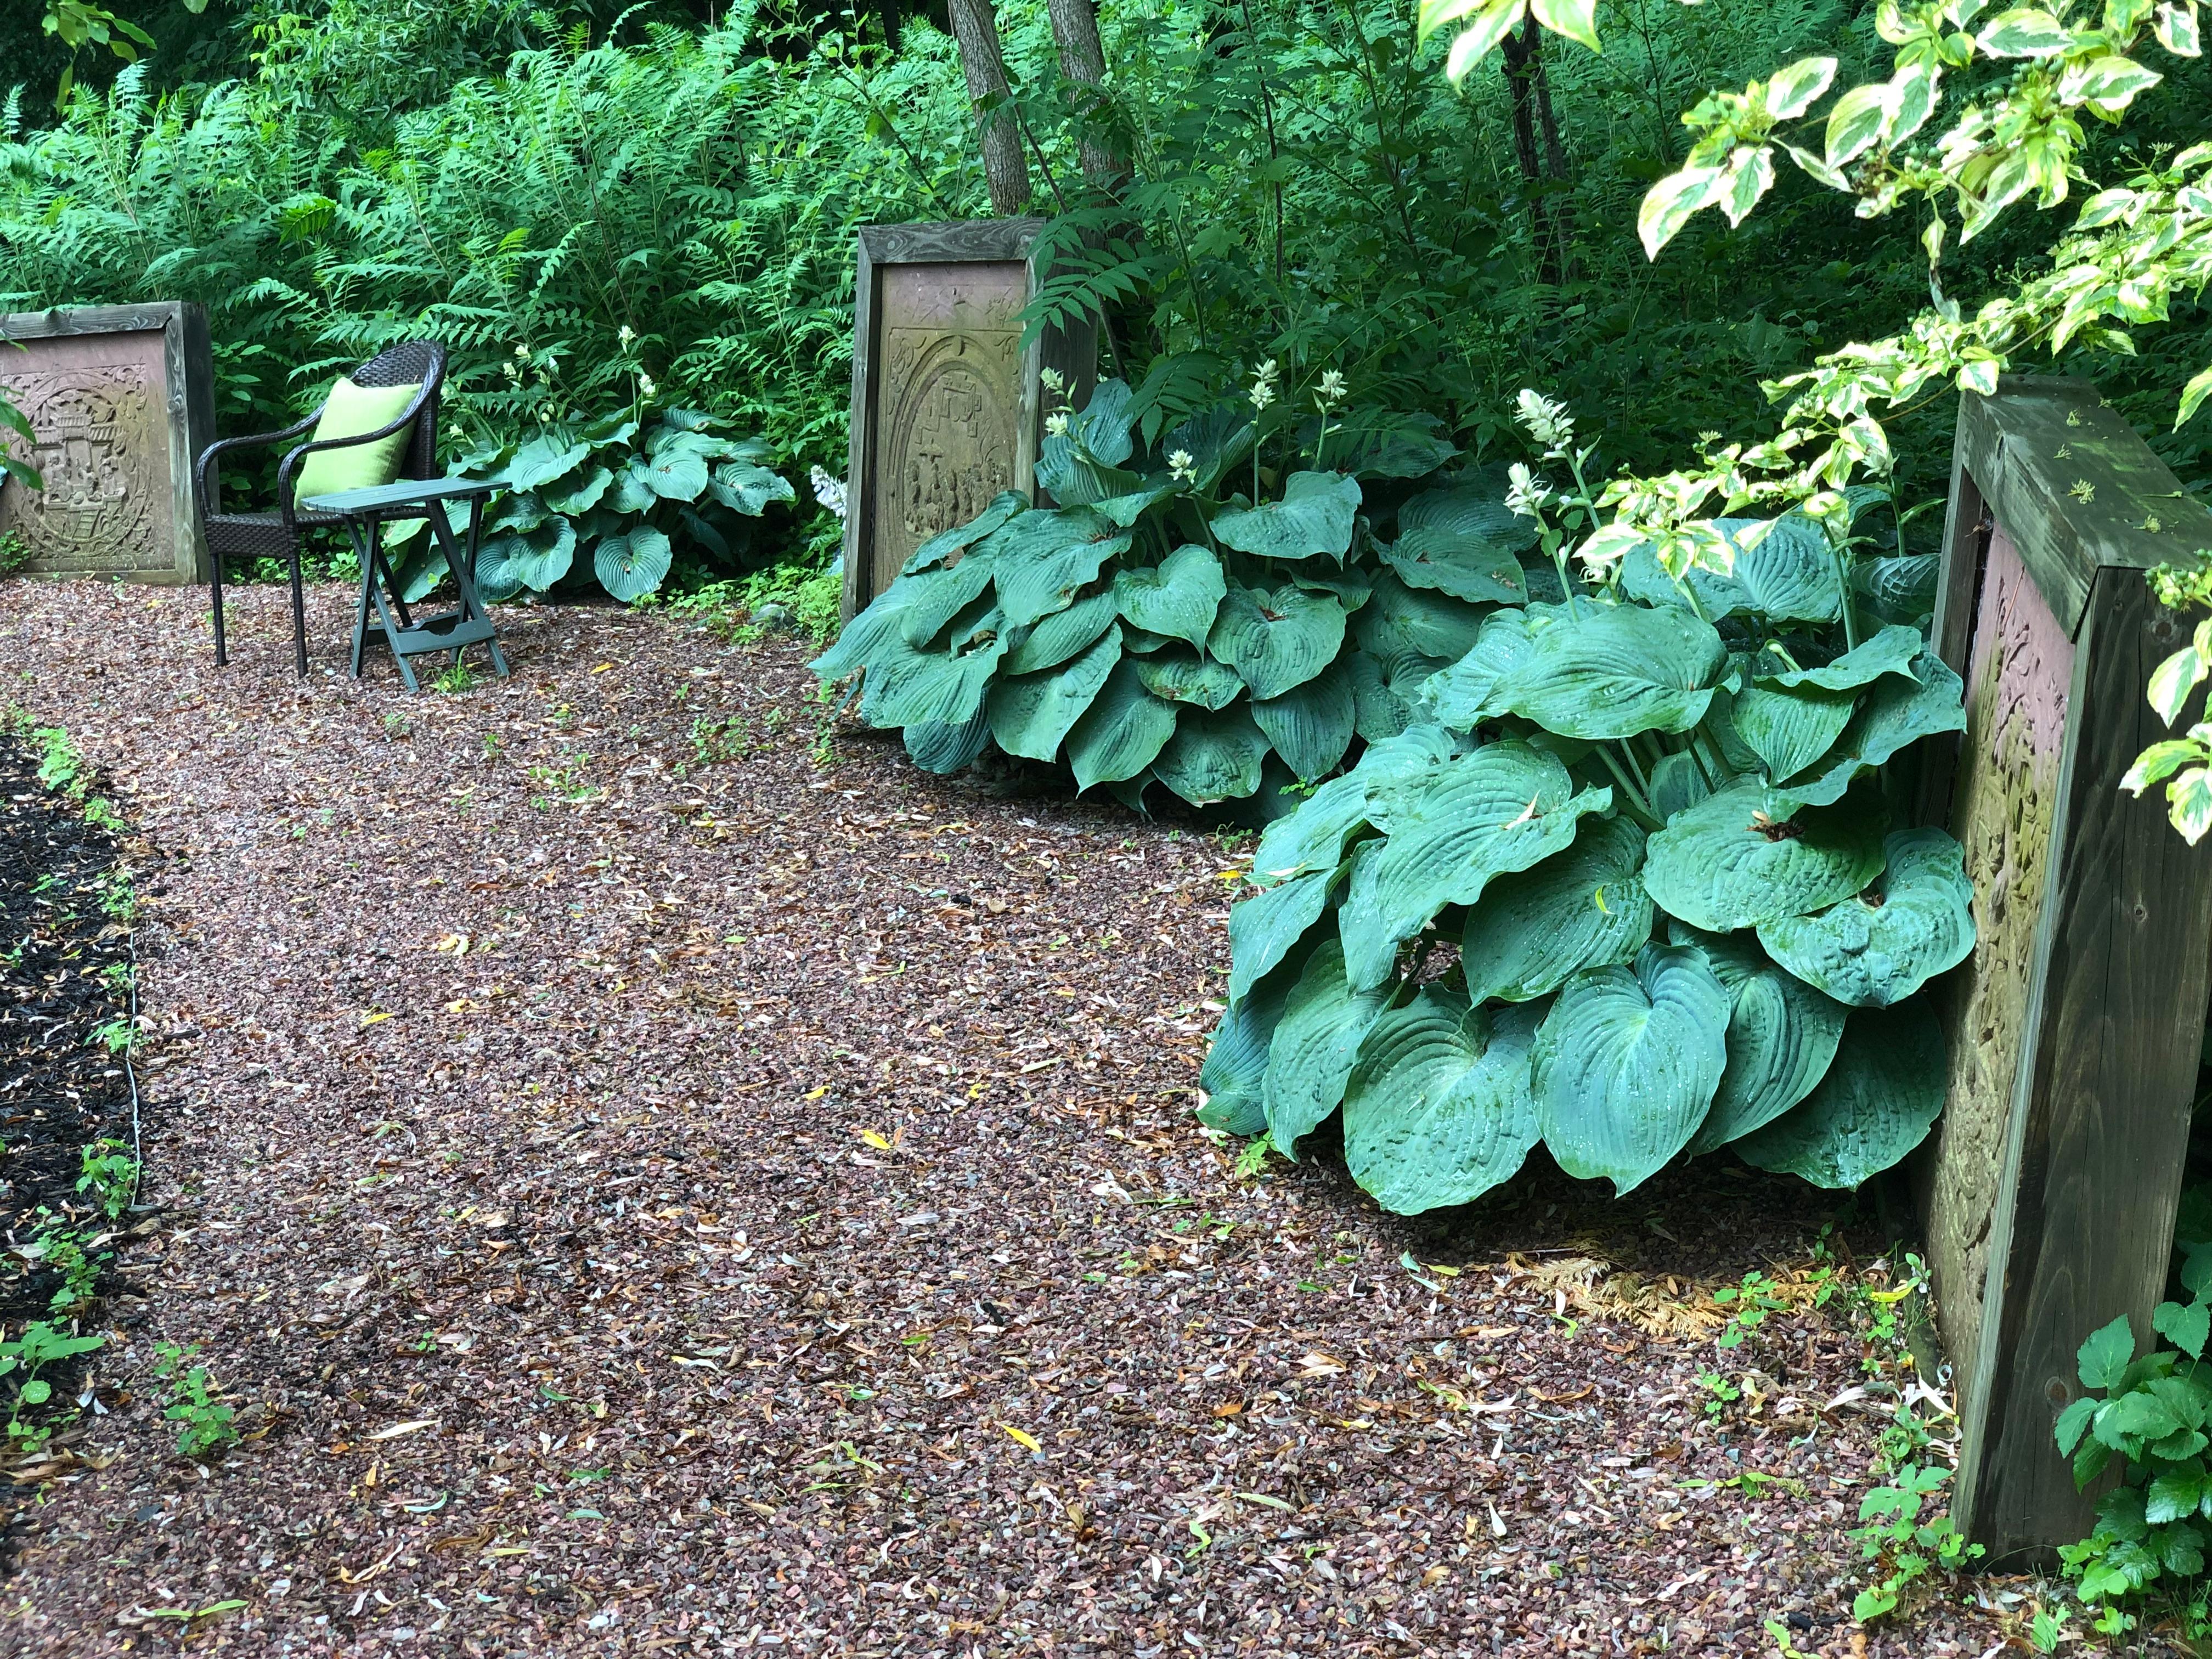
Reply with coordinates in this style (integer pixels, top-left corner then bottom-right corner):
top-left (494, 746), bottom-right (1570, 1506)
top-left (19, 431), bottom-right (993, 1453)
top-left (1198, 392), bottom-right (1971, 1210)
top-left (393, 401), bottom-right (797, 605)
top-left (811, 366), bottom-right (1511, 804)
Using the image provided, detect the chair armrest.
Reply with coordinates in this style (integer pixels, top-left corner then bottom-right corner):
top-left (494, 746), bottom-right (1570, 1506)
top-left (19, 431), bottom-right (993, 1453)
top-left (275, 382), bottom-right (439, 526)
top-left (195, 413), bottom-right (322, 520)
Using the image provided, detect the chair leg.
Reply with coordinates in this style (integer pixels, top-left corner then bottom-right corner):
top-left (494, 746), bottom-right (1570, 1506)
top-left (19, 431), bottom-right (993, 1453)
top-left (348, 524), bottom-right (377, 680)
top-left (288, 541), bottom-right (308, 677)
top-left (210, 548), bottom-right (227, 667)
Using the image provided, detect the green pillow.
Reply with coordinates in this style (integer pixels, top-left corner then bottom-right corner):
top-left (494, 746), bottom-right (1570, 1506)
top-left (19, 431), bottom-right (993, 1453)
top-left (292, 377), bottom-right (423, 509)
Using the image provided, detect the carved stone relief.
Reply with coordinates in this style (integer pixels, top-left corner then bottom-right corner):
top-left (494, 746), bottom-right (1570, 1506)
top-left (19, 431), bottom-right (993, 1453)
top-left (0, 329), bottom-right (172, 575)
top-left (868, 261), bottom-right (1024, 599)
top-left (1925, 523), bottom-right (2074, 1390)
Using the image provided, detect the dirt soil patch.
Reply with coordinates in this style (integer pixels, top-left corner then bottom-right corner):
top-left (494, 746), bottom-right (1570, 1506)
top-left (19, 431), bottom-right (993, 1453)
top-left (0, 582), bottom-right (2056, 1657)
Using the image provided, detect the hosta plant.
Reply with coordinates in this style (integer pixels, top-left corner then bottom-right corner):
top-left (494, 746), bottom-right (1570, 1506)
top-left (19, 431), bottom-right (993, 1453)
top-left (811, 369), bottom-right (1527, 808)
top-left (1200, 396), bottom-right (1973, 1211)
top-left (390, 404), bottom-right (794, 605)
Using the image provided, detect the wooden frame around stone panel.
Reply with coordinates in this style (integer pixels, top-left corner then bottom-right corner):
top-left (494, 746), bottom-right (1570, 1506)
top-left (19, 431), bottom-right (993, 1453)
top-left (0, 302), bottom-right (216, 585)
top-left (1916, 376), bottom-right (2212, 1564)
top-left (842, 219), bottom-right (1096, 620)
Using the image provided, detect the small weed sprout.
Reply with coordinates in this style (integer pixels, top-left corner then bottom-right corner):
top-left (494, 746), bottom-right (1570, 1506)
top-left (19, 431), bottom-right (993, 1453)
top-left (77, 1139), bottom-right (138, 1220)
top-left (153, 1342), bottom-right (239, 1462)
top-left (1694, 1368), bottom-right (1740, 1424)
top-left (0, 1322), bottom-right (102, 1445)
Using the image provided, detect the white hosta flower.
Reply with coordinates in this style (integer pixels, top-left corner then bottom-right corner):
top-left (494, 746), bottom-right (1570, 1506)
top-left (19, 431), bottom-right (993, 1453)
top-left (1167, 448), bottom-right (1197, 484)
top-left (1316, 369), bottom-right (1347, 407)
top-left (1250, 358), bottom-right (1280, 412)
top-left (809, 464), bottom-right (848, 521)
top-left (1513, 388), bottom-right (1575, 453)
top-left (1045, 411), bottom-right (1070, 437)
top-left (514, 343), bottom-right (531, 360)
top-left (1504, 462), bottom-right (1553, 520)
top-left (617, 324), bottom-right (636, 347)
top-left (1040, 367), bottom-right (1065, 394)
top-left (637, 373), bottom-right (657, 400)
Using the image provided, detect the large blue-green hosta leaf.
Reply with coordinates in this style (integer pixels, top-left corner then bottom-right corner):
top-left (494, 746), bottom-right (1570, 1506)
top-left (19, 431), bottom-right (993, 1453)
top-left (506, 435), bottom-right (591, 492)
top-left (1113, 543), bottom-right (1226, 649)
top-left (904, 708), bottom-right (992, 774)
top-left (708, 461), bottom-right (796, 515)
top-left (1535, 944), bottom-right (1729, 1194)
top-left (1338, 740), bottom-right (1612, 990)
top-left (1780, 651), bottom-right (1969, 805)
top-left (986, 624), bottom-right (1122, 762)
top-left (1756, 828), bottom-right (1974, 1006)
top-left (1209, 585), bottom-right (1348, 699)
top-left (1375, 483), bottom-right (1533, 603)
top-left (1001, 589), bottom-right (1118, 674)
top-left (900, 550), bottom-right (998, 647)
top-left (989, 507), bottom-right (1133, 627)
top-left (1493, 601), bottom-right (1728, 739)
top-left (1135, 648), bottom-right (1244, 710)
top-left (1155, 704), bottom-right (1271, 806)
top-left (1461, 815), bottom-right (1654, 1002)
top-left (1199, 938), bottom-right (1314, 1136)
top-left (1227, 866), bottom-right (1336, 999)
top-left (1214, 471), bottom-right (1363, 561)
top-left (1760, 625), bottom-right (1923, 692)
top-left (1246, 725), bottom-right (1457, 885)
top-left (1262, 939), bottom-right (1395, 1156)
top-left (860, 616), bottom-right (1011, 731)
top-left (1348, 648), bottom-right (1448, 741)
top-left (1253, 662), bottom-right (1356, 782)
top-left (1674, 929), bottom-right (1848, 1154)
top-left (1642, 780), bottom-right (1888, 932)
top-left (1418, 608), bottom-right (1533, 730)
top-left (1728, 680), bottom-right (1858, 781)
top-left (1620, 516), bottom-right (1841, 623)
top-left (594, 524), bottom-right (674, 601)
top-left (1064, 658), bottom-right (1178, 789)
top-left (1355, 572), bottom-right (1490, 662)
top-left (1736, 1001), bottom-right (1945, 1187)
top-left (906, 491), bottom-right (1026, 574)
top-left (1342, 991), bottom-right (1542, 1214)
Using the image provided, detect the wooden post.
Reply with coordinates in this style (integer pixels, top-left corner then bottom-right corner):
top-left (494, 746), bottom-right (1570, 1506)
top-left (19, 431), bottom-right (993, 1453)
top-left (1918, 376), bottom-right (2212, 1563)
top-left (842, 220), bottom-right (1096, 620)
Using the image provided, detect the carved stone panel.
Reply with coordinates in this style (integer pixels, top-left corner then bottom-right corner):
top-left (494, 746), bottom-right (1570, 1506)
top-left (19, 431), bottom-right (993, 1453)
top-left (0, 303), bottom-right (212, 586)
top-left (1923, 523), bottom-right (2074, 1398)
top-left (842, 220), bottom-right (1097, 621)
top-left (870, 261), bottom-right (1024, 598)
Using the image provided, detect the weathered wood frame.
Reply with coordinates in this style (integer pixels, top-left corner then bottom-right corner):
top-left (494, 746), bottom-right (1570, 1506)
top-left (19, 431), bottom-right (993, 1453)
top-left (841, 219), bottom-right (1096, 620)
top-left (0, 301), bottom-right (216, 585)
top-left (1919, 376), bottom-right (2212, 1563)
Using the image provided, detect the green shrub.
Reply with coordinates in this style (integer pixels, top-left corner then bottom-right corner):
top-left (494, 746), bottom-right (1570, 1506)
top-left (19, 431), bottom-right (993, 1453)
top-left (396, 402), bottom-right (794, 604)
top-left (811, 366), bottom-right (1492, 806)
top-left (1192, 392), bottom-right (1970, 1209)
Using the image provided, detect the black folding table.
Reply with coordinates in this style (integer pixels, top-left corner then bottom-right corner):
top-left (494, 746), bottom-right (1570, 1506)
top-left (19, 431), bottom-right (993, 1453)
top-left (300, 477), bottom-right (510, 693)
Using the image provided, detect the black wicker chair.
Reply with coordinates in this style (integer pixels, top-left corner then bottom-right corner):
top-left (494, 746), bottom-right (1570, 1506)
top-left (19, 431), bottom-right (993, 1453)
top-left (198, 340), bottom-right (447, 675)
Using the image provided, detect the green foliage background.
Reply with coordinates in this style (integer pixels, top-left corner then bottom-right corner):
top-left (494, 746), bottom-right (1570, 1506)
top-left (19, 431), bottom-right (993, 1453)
top-left (10, 0), bottom-right (2205, 564)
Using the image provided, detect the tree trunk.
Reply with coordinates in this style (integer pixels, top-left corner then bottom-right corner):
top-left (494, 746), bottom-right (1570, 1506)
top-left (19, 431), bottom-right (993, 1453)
top-left (1045, 0), bottom-right (1122, 190)
top-left (946, 0), bottom-right (1031, 215)
top-left (1499, 14), bottom-right (1575, 286)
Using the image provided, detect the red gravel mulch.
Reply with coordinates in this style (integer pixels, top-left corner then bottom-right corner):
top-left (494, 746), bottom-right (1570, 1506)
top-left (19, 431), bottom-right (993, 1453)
top-left (0, 579), bottom-right (2079, 1657)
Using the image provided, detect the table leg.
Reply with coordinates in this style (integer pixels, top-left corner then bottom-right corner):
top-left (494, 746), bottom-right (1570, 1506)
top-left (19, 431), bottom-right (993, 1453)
top-left (348, 521), bottom-right (377, 678)
top-left (429, 497), bottom-right (509, 680)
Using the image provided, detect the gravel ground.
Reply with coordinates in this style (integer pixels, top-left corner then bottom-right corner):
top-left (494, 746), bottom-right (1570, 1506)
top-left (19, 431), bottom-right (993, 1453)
top-left (0, 579), bottom-right (2075, 1657)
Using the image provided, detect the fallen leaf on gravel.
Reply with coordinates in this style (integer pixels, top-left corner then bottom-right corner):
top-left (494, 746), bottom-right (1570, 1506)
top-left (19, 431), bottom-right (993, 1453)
top-left (428, 1527), bottom-right (493, 1553)
top-left (357, 1011), bottom-right (393, 1027)
top-left (363, 1419), bottom-right (437, 1441)
top-left (1234, 1491), bottom-right (1294, 1511)
top-left (1210, 1400), bottom-right (1243, 1418)
top-left (860, 1128), bottom-right (891, 1150)
top-left (998, 1423), bottom-right (1042, 1453)
top-left (1298, 1352), bottom-right (1345, 1377)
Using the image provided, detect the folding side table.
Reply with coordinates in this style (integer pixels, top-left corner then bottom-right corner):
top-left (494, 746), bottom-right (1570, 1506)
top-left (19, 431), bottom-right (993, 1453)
top-left (299, 477), bottom-right (511, 693)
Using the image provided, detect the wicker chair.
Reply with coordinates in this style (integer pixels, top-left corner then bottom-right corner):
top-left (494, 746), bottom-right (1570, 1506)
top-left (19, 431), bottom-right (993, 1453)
top-left (198, 341), bottom-right (447, 675)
